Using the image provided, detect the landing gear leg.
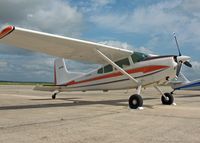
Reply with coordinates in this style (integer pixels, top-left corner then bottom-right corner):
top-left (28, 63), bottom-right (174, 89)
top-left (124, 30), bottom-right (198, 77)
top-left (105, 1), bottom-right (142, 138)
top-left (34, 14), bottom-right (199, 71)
top-left (52, 90), bottom-right (60, 99)
top-left (154, 86), bottom-right (175, 105)
top-left (171, 89), bottom-right (175, 94)
top-left (129, 85), bottom-right (143, 109)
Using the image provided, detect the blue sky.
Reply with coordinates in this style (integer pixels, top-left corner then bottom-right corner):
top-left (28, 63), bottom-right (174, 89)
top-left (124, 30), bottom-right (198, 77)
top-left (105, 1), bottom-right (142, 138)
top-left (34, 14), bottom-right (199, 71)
top-left (0, 0), bottom-right (200, 82)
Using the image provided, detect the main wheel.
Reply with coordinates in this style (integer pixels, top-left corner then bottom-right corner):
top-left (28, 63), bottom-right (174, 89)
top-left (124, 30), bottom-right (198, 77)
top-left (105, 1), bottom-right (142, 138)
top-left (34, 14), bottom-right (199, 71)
top-left (161, 93), bottom-right (174, 105)
top-left (129, 94), bottom-right (143, 109)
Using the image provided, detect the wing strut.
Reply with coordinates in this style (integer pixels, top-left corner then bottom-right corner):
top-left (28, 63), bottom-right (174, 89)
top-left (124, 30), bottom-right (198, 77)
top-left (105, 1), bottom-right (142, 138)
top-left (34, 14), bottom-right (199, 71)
top-left (96, 50), bottom-right (139, 85)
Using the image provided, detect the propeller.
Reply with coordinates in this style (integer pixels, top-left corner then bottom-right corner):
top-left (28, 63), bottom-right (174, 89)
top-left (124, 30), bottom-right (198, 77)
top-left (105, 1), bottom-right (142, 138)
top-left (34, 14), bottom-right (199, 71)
top-left (176, 61), bottom-right (182, 76)
top-left (183, 61), bottom-right (192, 68)
top-left (174, 33), bottom-right (181, 56)
top-left (173, 33), bottom-right (192, 76)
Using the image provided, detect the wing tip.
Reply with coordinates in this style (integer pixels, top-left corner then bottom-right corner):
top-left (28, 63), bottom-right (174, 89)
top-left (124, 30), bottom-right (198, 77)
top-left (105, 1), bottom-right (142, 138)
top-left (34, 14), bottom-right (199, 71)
top-left (0, 25), bottom-right (15, 39)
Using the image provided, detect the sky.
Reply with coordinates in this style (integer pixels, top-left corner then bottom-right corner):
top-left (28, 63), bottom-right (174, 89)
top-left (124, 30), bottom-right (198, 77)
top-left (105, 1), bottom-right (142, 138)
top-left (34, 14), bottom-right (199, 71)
top-left (0, 0), bottom-right (200, 82)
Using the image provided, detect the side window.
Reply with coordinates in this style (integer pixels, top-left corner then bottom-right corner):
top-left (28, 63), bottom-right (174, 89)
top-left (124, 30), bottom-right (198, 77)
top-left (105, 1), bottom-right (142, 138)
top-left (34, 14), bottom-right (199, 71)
top-left (97, 65), bottom-right (113, 74)
top-left (131, 52), bottom-right (148, 63)
top-left (115, 58), bottom-right (130, 68)
top-left (97, 68), bottom-right (103, 74)
top-left (131, 53), bottom-right (140, 63)
top-left (104, 64), bottom-right (113, 73)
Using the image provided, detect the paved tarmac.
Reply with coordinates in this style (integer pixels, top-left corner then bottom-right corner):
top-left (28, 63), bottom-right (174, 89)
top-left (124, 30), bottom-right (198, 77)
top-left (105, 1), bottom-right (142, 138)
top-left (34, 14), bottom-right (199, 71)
top-left (0, 85), bottom-right (200, 143)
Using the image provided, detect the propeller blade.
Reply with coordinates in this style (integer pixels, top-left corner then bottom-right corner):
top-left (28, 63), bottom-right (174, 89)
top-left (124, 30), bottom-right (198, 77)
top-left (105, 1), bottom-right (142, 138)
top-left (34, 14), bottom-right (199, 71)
top-left (176, 62), bottom-right (182, 76)
top-left (173, 33), bottom-right (182, 56)
top-left (184, 61), bottom-right (192, 68)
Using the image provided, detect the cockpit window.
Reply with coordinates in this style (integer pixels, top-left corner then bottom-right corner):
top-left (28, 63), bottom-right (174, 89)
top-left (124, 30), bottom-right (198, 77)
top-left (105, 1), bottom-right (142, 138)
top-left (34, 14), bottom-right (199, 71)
top-left (104, 64), bottom-right (113, 73)
top-left (97, 64), bottom-right (113, 74)
top-left (115, 58), bottom-right (130, 68)
top-left (97, 68), bottom-right (103, 74)
top-left (131, 52), bottom-right (149, 63)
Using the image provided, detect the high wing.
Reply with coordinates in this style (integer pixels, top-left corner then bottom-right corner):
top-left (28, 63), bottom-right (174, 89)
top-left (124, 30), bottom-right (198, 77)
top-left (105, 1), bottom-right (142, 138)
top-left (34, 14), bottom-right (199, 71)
top-left (0, 26), bottom-right (133, 64)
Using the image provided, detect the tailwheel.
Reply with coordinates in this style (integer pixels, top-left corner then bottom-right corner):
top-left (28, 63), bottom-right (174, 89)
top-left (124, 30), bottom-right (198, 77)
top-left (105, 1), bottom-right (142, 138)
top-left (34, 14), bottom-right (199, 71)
top-left (129, 94), bottom-right (143, 109)
top-left (161, 92), bottom-right (174, 105)
top-left (52, 93), bottom-right (57, 99)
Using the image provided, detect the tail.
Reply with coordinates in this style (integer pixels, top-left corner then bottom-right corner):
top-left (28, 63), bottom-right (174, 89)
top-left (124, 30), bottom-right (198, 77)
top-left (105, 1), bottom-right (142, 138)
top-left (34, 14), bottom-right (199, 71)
top-left (54, 58), bottom-right (83, 85)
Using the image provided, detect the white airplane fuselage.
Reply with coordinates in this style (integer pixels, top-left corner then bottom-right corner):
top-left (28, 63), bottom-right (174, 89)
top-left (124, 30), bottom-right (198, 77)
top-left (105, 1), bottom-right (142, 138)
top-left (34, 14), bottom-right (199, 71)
top-left (56, 56), bottom-right (177, 92)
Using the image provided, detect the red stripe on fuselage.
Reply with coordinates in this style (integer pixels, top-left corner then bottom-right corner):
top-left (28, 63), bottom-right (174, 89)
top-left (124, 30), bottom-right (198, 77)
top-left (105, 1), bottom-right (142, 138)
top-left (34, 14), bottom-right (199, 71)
top-left (66, 65), bottom-right (169, 86)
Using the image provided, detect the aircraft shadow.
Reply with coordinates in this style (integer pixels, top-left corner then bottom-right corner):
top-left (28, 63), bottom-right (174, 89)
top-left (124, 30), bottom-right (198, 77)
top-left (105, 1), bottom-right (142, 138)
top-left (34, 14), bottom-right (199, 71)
top-left (31, 97), bottom-right (80, 101)
top-left (176, 94), bottom-right (200, 98)
top-left (0, 97), bottom-right (157, 111)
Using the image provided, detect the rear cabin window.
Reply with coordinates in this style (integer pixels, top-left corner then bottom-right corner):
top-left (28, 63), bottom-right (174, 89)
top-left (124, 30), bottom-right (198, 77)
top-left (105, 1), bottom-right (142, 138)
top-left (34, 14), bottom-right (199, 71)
top-left (131, 52), bottom-right (149, 63)
top-left (115, 58), bottom-right (130, 68)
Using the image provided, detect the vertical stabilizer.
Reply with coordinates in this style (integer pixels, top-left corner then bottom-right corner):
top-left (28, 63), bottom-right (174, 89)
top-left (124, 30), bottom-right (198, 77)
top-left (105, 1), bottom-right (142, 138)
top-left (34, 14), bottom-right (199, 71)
top-left (54, 58), bottom-right (84, 85)
top-left (54, 58), bottom-right (70, 85)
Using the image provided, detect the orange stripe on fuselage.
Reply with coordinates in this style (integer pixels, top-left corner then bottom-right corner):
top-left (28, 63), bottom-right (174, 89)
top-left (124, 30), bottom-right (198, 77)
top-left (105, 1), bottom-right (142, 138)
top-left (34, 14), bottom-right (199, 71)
top-left (66, 65), bottom-right (169, 86)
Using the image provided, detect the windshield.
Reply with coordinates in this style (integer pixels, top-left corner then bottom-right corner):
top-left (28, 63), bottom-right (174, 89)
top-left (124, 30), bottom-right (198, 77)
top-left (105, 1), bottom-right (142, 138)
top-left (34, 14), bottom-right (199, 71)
top-left (131, 52), bottom-right (149, 63)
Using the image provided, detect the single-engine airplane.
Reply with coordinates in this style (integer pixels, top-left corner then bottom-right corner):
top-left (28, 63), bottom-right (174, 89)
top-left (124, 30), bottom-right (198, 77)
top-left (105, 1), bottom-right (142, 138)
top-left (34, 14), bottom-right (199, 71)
top-left (0, 26), bottom-right (192, 109)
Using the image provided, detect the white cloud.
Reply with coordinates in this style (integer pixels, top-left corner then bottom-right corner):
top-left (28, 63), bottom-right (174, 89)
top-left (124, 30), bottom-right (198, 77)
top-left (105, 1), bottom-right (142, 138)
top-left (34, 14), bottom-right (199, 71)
top-left (98, 40), bottom-right (154, 54)
top-left (91, 0), bottom-right (115, 7)
top-left (91, 1), bottom-right (187, 34)
top-left (90, 1), bottom-right (179, 33)
top-left (190, 61), bottom-right (200, 71)
top-left (0, 0), bottom-right (85, 82)
top-left (182, 0), bottom-right (200, 16)
top-left (136, 47), bottom-right (154, 54)
top-left (98, 40), bottom-right (132, 50)
top-left (79, 0), bottom-right (115, 13)
top-left (90, 0), bottom-right (200, 48)
top-left (0, 54), bottom-right (55, 82)
top-left (182, 60), bottom-right (200, 80)
top-left (0, 0), bottom-right (83, 36)
top-left (26, 1), bottom-right (83, 36)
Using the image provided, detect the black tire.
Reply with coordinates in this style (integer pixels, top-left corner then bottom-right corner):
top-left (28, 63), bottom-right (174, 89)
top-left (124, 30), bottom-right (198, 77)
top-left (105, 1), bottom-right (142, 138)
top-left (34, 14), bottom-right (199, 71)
top-left (129, 94), bottom-right (143, 109)
top-left (161, 93), bottom-right (174, 105)
top-left (52, 93), bottom-right (57, 99)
